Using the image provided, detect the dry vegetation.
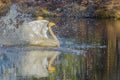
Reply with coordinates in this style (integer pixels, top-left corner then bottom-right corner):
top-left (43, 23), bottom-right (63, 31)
top-left (0, 0), bottom-right (120, 18)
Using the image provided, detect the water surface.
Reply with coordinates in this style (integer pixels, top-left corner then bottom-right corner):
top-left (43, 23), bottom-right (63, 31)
top-left (0, 11), bottom-right (120, 80)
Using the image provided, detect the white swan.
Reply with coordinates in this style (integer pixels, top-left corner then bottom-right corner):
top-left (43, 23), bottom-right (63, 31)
top-left (0, 19), bottom-right (60, 47)
top-left (19, 20), bottom-right (60, 47)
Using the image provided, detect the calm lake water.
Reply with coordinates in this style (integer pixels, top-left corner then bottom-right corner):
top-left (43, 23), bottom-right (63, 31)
top-left (0, 18), bottom-right (120, 80)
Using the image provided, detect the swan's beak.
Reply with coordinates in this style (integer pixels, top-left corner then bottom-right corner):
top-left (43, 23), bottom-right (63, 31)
top-left (48, 22), bottom-right (56, 27)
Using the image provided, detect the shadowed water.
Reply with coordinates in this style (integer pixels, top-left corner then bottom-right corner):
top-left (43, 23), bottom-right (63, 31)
top-left (0, 4), bottom-right (120, 80)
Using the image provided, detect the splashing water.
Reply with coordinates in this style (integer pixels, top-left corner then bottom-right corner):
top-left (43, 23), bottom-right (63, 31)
top-left (0, 4), bottom-right (56, 46)
top-left (0, 4), bottom-right (32, 45)
top-left (0, 4), bottom-right (31, 32)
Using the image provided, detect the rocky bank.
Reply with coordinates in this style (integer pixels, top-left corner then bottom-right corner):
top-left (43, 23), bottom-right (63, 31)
top-left (0, 0), bottom-right (120, 19)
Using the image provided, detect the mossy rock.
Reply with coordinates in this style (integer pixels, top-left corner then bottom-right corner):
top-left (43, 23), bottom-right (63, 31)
top-left (95, 1), bottom-right (120, 19)
top-left (114, 10), bottom-right (120, 19)
top-left (0, 0), bottom-right (11, 16)
top-left (95, 7), bottom-right (120, 19)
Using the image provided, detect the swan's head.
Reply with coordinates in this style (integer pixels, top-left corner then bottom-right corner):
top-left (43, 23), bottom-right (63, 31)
top-left (37, 16), bottom-right (44, 20)
top-left (48, 22), bottom-right (56, 27)
top-left (37, 16), bottom-right (56, 27)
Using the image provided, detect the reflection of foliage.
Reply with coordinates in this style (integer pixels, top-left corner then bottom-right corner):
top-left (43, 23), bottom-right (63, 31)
top-left (48, 48), bottom-right (106, 80)
top-left (106, 22), bottom-right (117, 80)
top-left (24, 77), bottom-right (48, 80)
top-left (49, 53), bottom-right (86, 80)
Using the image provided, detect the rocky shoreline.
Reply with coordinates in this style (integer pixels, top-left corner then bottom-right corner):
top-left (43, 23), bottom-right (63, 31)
top-left (0, 0), bottom-right (11, 16)
top-left (0, 0), bottom-right (120, 19)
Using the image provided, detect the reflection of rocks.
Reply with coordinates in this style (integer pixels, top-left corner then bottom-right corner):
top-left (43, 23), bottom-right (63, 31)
top-left (114, 21), bottom-right (120, 37)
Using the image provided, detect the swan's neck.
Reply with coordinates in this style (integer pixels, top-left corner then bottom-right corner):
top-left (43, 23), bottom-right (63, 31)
top-left (48, 26), bottom-right (60, 47)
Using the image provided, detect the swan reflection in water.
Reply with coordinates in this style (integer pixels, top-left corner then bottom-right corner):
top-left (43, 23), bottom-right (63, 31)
top-left (18, 50), bottom-right (59, 78)
top-left (0, 47), bottom-right (59, 79)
